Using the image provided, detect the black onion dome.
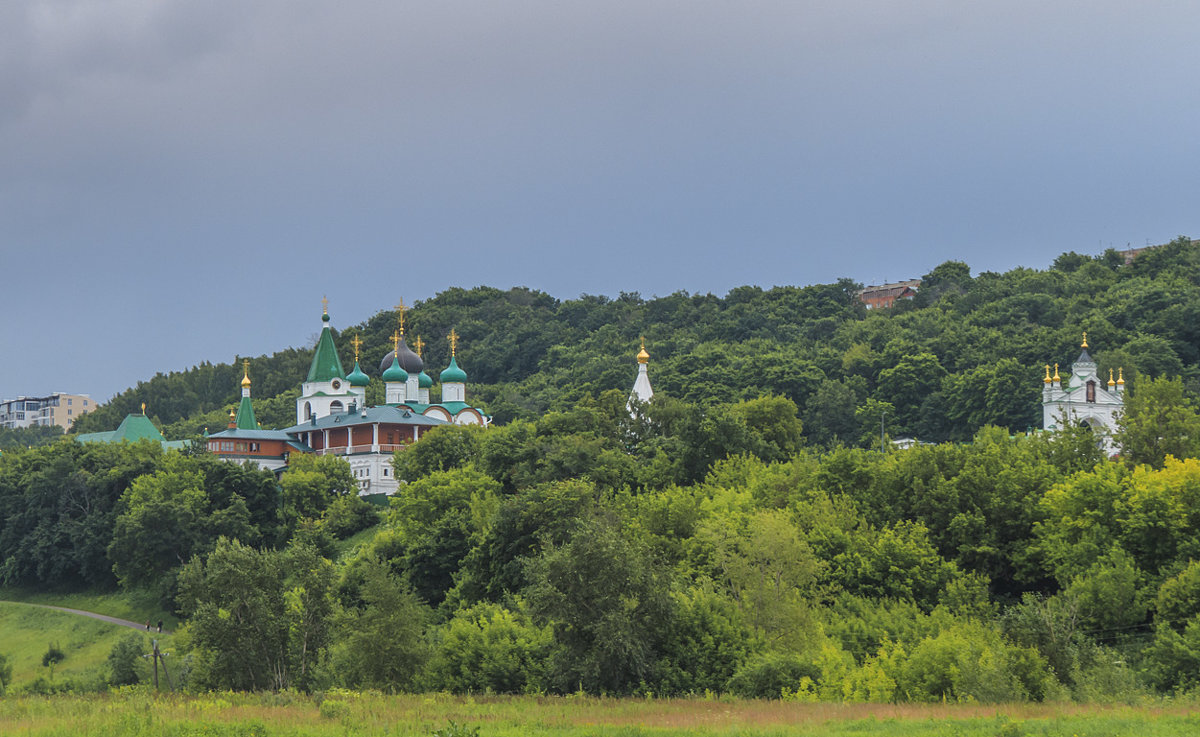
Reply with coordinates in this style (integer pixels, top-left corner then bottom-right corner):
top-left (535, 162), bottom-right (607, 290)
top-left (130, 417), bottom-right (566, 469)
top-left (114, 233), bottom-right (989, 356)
top-left (379, 338), bottom-right (423, 374)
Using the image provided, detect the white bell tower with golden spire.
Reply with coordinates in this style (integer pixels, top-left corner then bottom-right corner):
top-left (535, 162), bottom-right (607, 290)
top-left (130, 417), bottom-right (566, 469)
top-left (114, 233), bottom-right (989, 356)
top-left (630, 337), bottom-right (654, 408)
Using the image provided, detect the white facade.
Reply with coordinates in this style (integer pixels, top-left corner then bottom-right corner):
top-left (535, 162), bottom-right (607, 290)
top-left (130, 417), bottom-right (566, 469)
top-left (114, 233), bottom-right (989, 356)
top-left (631, 363), bottom-right (653, 404)
top-left (1042, 341), bottom-right (1124, 454)
top-left (441, 381), bottom-right (465, 403)
top-left (348, 451), bottom-right (401, 495)
top-left (296, 377), bottom-right (361, 424)
top-left (385, 377), bottom-right (408, 404)
top-left (628, 340), bottom-right (654, 415)
top-left (0, 393), bottom-right (94, 430)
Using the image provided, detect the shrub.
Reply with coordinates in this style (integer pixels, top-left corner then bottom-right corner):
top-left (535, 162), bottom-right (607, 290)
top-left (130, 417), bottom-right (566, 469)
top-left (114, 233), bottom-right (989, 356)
top-left (726, 651), bottom-right (820, 699)
top-left (42, 642), bottom-right (65, 668)
top-left (424, 602), bottom-right (551, 694)
top-left (430, 721), bottom-right (481, 737)
top-left (318, 699), bottom-right (351, 720)
top-left (321, 493), bottom-right (380, 539)
top-left (108, 634), bottom-right (148, 686)
top-left (898, 621), bottom-right (1058, 702)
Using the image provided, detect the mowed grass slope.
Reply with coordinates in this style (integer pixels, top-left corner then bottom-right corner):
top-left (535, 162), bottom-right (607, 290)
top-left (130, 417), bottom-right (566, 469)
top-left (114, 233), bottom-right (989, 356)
top-left (0, 602), bottom-right (171, 689)
top-left (3, 693), bottom-right (1200, 736)
top-left (0, 587), bottom-right (178, 629)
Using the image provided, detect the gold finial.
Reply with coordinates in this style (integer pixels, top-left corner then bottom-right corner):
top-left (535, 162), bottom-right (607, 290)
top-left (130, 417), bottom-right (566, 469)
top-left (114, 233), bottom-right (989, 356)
top-left (1108, 368), bottom-right (1116, 387)
top-left (394, 299), bottom-right (407, 336)
top-left (241, 359), bottom-right (251, 388)
top-left (637, 336), bottom-right (650, 364)
top-left (448, 328), bottom-right (459, 357)
top-left (1118, 367), bottom-right (1125, 385)
top-left (391, 330), bottom-right (401, 355)
top-left (1081, 331), bottom-right (1088, 349)
top-left (322, 295), bottom-right (328, 315)
top-left (414, 335), bottom-right (425, 358)
top-left (1052, 363), bottom-right (1061, 383)
top-left (229, 407), bottom-right (235, 420)
top-left (350, 334), bottom-right (363, 362)
top-left (141, 402), bottom-right (146, 415)
top-left (1044, 364), bottom-right (1052, 384)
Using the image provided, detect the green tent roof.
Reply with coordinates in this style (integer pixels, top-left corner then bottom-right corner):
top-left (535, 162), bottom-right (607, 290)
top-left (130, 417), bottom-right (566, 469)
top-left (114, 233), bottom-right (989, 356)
top-left (306, 326), bottom-right (346, 383)
top-left (77, 414), bottom-right (167, 444)
top-left (235, 395), bottom-right (257, 430)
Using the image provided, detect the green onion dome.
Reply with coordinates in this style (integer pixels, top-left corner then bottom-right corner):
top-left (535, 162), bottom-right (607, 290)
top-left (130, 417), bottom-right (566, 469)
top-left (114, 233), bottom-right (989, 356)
top-left (382, 354), bottom-right (408, 383)
top-left (347, 360), bottom-right (370, 387)
top-left (440, 356), bottom-right (468, 384)
top-left (418, 370), bottom-right (433, 389)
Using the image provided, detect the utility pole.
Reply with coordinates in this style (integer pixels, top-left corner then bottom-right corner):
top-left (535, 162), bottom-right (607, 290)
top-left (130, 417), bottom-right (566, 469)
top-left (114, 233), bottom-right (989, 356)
top-left (145, 639), bottom-right (174, 692)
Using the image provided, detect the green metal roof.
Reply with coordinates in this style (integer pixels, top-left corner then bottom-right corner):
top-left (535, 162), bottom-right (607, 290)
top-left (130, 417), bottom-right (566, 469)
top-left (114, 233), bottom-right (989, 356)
top-left (382, 355), bottom-right (407, 383)
top-left (235, 395), bottom-right (257, 430)
top-left (111, 414), bottom-right (166, 442)
top-left (76, 413), bottom-right (191, 450)
top-left (306, 326), bottom-right (346, 383)
top-left (347, 360), bottom-right (370, 387)
top-left (208, 427), bottom-right (298, 441)
top-left (439, 356), bottom-right (468, 384)
top-left (283, 404), bottom-right (448, 433)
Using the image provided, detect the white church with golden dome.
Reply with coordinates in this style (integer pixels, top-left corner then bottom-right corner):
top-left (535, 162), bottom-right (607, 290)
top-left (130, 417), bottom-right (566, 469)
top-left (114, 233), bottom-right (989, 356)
top-left (1042, 333), bottom-right (1124, 454)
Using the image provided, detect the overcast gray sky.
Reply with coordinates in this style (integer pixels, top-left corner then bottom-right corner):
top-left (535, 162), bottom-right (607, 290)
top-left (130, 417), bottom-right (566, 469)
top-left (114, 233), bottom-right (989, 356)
top-left (4, 1), bottom-right (1198, 403)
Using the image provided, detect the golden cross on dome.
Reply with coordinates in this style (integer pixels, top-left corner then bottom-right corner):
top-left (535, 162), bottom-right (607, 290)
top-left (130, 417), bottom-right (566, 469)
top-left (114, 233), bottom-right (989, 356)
top-left (141, 402), bottom-right (146, 416)
top-left (448, 328), bottom-right (459, 356)
top-left (414, 335), bottom-right (425, 358)
top-left (350, 334), bottom-right (363, 362)
top-left (321, 295), bottom-right (328, 315)
top-left (243, 358), bottom-right (250, 375)
top-left (394, 299), bottom-right (407, 335)
top-left (1082, 331), bottom-right (1088, 348)
top-left (391, 330), bottom-right (401, 354)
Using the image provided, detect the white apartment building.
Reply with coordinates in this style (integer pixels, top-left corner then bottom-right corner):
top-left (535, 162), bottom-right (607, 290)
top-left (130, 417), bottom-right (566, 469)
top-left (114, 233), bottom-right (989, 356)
top-left (0, 393), bottom-right (95, 430)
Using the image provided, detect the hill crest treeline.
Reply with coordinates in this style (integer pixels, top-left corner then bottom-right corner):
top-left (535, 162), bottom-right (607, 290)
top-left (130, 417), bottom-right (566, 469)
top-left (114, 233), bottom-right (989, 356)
top-left (72, 236), bottom-right (1200, 445)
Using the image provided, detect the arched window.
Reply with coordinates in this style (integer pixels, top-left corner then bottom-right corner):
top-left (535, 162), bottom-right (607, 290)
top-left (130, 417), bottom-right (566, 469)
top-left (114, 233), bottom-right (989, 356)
top-left (304, 402), bottom-right (313, 420)
top-left (330, 400), bottom-right (344, 414)
top-left (1086, 380), bottom-right (1096, 403)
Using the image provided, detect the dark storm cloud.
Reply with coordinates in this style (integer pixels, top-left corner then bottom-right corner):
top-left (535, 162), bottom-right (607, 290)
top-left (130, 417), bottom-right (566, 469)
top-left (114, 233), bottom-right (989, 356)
top-left (3, 1), bottom-right (1199, 399)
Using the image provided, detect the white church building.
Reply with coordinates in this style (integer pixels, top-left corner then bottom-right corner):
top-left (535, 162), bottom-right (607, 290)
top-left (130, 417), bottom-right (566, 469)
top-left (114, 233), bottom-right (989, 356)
top-left (1042, 334), bottom-right (1124, 454)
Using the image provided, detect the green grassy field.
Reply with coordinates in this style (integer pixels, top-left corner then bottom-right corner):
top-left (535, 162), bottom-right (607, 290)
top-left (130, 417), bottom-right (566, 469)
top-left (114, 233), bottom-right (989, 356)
top-left (332, 523), bottom-right (384, 559)
top-left (0, 587), bottom-right (178, 629)
top-left (0, 601), bottom-right (173, 691)
top-left (1, 693), bottom-right (1200, 736)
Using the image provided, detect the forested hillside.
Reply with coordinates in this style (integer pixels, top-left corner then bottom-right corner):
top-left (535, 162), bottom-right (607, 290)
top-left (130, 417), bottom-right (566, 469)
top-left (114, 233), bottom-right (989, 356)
top-left (6, 237), bottom-right (1200, 701)
top-left (72, 237), bottom-right (1200, 444)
